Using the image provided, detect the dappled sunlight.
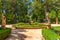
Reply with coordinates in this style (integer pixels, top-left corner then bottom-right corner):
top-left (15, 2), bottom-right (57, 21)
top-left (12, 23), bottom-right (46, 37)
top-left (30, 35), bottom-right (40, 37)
top-left (0, 0), bottom-right (60, 40)
top-left (5, 29), bottom-right (44, 40)
top-left (5, 29), bottom-right (28, 40)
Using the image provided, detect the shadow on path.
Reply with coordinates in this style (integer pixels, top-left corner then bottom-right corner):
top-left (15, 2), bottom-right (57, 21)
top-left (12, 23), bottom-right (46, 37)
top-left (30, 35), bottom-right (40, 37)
top-left (5, 29), bottom-right (44, 40)
top-left (5, 29), bottom-right (28, 40)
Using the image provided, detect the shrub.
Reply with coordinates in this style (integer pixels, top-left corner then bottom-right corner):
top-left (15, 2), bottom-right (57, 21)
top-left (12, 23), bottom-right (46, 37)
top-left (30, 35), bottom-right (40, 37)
top-left (0, 28), bottom-right (11, 40)
top-left (42, 28), bottom-right (60, 40)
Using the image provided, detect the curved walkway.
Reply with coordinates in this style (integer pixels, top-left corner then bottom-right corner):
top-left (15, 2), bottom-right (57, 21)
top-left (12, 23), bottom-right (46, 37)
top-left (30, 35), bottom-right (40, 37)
top-left (5, 29), bottom-right (44, 40)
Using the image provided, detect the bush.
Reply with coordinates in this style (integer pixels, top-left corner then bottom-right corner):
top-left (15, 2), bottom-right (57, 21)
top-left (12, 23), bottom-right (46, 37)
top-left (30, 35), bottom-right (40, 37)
top-left (42, 28), bottom-right (60, 40)
top-left (0, 28), bottom-right (11, 40)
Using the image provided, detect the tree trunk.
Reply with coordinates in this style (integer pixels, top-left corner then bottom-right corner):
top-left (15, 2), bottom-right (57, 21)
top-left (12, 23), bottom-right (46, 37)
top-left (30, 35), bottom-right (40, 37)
top-left (56, 11), bottom-right (58, 24)
top-left (13, 0), bottom-right (17, 23)
top-left (46, 0), bottom-right (51, 29)
top-left (56, 17), bottom-right (58, 24)
top-left (46, 12), bottom-right (51, 29)
top-left (1, 14), bottom-right (6, 28)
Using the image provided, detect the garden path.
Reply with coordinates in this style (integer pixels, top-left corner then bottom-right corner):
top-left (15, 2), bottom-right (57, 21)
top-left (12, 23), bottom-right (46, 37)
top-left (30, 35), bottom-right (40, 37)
top-left (5, 29), bottom-right (44, 40)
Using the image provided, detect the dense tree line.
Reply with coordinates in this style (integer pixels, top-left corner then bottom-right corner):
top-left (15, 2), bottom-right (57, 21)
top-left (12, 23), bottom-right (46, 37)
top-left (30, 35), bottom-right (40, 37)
top-left (0, 0), bottom-right (60, 24)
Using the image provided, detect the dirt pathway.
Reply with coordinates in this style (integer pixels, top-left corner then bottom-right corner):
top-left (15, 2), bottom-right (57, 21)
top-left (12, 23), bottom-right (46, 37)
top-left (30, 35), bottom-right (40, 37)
top-left (5, 29), bottom-right (44, 40)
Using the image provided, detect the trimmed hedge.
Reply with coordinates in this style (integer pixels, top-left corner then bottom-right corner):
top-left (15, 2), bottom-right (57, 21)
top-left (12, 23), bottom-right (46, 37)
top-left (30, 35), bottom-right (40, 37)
top-left (42, 29), bottom-right (60, 40)
top-left (0, 28), bottom-right (11, 40)
top-left (51, 27), bottom-right (60, 31)
top-left (51, 27), bottom-right (60, 37)
top-left (13, 23), bottom-right (46, 29)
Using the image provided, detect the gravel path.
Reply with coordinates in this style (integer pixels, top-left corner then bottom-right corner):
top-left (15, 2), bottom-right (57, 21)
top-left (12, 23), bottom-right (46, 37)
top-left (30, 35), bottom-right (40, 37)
top-left (5, 29), bottom-right (44, 40)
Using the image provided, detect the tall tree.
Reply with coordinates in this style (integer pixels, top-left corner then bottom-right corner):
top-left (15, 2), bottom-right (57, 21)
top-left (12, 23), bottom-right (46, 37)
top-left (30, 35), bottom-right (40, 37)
top-left (55, 0), bottom-right (60, 24)
top-left (52, 0), bottom-right (60, 24)
top-left (16, 0), bottom-right (28, 22)
top-left (31, 0), bottom-right (42, 22)
top-left (45, 0), bottom-right (51, 29)
top-left (0, 0), bottom-right (6, 28)
top-left (13, 0), bottom-right (17, 23)
top-left (0, 0), bottom-right (2, 24)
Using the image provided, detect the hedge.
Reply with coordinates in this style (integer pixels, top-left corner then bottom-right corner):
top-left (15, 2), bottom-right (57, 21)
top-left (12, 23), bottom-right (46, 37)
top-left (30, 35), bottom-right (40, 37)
top-left (13, 23), bottom-right (46, 29)
top-left (51, 27), bottom-right (60, 32)
top-left (0, 28), bottom-right (11, 40)
top-left (51, 27), bottom-right (60, 37)
top-left (42, 29), bottom-right (60, 40)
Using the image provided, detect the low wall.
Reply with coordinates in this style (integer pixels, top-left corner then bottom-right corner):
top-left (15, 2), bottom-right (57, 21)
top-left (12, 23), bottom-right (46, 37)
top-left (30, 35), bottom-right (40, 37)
top-left (0, 25), bottom-right (13, 28)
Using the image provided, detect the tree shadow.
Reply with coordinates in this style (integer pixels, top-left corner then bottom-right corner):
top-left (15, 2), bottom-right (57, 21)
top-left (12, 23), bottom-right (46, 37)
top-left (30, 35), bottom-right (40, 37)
top-left (18, 33), bottom-right (27, 40)
top-left (12, 29), bottom-right (27, 34)
top-left (5, 29), bottom-right (28, 40)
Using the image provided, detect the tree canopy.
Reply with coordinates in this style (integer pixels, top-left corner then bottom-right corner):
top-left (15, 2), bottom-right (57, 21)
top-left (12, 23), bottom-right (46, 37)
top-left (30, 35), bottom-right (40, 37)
top-left (0, 0), bottom-right (60, 24)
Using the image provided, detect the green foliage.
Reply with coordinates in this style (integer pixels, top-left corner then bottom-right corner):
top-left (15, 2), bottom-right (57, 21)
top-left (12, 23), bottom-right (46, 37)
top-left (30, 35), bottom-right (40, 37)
top-left (49, 10), bottom-right (56, 23)
top-left (24, 15), bottom-right (30, 23)
top-left (31, 0), bottom-right (43, 22)
top-left (13, 23), bottom-right (46, 29)
top-left (33, 22), bottom-right (39, 25)
top-left (58, 10), bottom-right (60, 18)
top-left (42, 28), bottom-right (60, 40)
top-left (49, 10), bottom-right (56, 19)
top-left (51, 27), bottom-right (60, 37)
top-left (5, 13), bottom-right (14, 24)
top-left (0, 0), bottom-right (60, 24)
top-left (52, 26), bottom-right (60, 32)
top-left (0, 28), bottom-right (11, 40)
